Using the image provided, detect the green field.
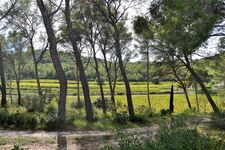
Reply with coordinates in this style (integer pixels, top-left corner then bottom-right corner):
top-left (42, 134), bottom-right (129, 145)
top-left (7, 80), bottom-right (225, 114)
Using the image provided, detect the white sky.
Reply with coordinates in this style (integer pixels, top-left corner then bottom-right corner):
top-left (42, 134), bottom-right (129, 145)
top-left (0, 0), bottom-right (223, 62)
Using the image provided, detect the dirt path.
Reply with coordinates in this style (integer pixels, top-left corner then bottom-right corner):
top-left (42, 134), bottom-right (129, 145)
top-left (0, 125), bottom-right (159, 150)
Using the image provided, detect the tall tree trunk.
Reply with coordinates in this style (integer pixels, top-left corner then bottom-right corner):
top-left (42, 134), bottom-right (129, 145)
top-left (195, 81), bottom-right (200, 112)
top-left (9, 73), bottom-right (13, 105)
top-left (16, 80), bottom-right (21, 106)
top-left (37, 0), bottom-right (68, 126)
top-left (0, 46), bottom-right (6, 107)
top-left (75, 66), bottom-right (81, 108)
top-left (180, 83), bottom-right (191, 109)
top-left (146, 48), bottom-right (151, 108)
top-left (173, 69), bottom-right (192, 109)
top-left (102, 52), bottom-right (116, 111)
top-left (30, 43), bottom-right (42, 96)
top-left (93, 51), bottom-right (106, 114)
top-left (169, 85), bottom-right (174, 113)
top-left (64, 0), bottom-right (94, 122)
top-left (184, 57), bottom-right (219, 113)
top-left (114, 26), bottom-right (135, 118)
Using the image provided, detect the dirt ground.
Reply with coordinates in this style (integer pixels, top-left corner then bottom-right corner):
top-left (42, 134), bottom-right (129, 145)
top-left (0, 125), bottom-right (159, 150)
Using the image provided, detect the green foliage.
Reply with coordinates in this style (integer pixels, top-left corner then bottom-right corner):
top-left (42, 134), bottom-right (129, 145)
top-left (71, 100), bottom-right (84, 109)
top-left (113, 113), bottom-right (129, 125)
top-left (103, 115), bottom-right (225, 150)
top-left (160, 109), bottom-right (170, 116)
top-left (22, 95), bottom-right (44, 112)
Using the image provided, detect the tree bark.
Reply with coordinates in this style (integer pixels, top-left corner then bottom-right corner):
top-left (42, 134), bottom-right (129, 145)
top-left (146, 48), bottom-right (151, 108)
top-left (64, 0), bottom-right (94, 122)
top-left (0, 46), bottom-right (6, 107)
top-left (93, 49), bottom-right (106, 114)
top-left (16, 80), bottom-right (21, 106)
top-left (30, 42), bottom-right (42, 96)
top-left (183, 55), bottom-right (220, 113)
top-left (195, 81), bottom-right (200, 112)
top-left (102, 52), bottom-right (116, 111)
top-left (169, 85), bottom-right (174, 113)
top-left (75, 67), bottom-right (81, 108)
top-left (37, 0), bottom-right (68, 126)
top-left (113, 26), bottom-right (135, 118)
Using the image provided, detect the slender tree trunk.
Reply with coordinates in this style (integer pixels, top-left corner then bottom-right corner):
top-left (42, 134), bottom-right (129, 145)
top-left (16, 80), bottom-right (21, 106)
top-left (186, 63), bottom-right (219, 113)
top-left (37, 0), bottom-right (68, 126)
top-left (102, 52), bottom-right (116, 111)
top-left (169, 85), bottom-right (174, 113)
top-left (9, 74), bottom-right (13, 105)
top-left (75, 67), bottom-right (81, 107)
top-left (114, 26), bottom-right (135, 118)
top-left (30, 43), bottom-right (42, 96)
top-left (181, 83), bottom-right (192, 109)
top-left (64, 0), bottom-right (94, 122)
top-left (102, 51), bottom-right (116, 112)
top-left (195, 81), bottom-right (200, 112)
top-left (0, 46), bottom-right (6, 107)
top-left (93, 51), bottom-right (106, 114)
top-left (146, 49), bottom-right (151, 108)
top-left (173, 71), bottom-right (192, 109)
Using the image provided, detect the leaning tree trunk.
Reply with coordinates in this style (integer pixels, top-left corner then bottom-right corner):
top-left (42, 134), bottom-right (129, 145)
top-left (0, 45), bottom-right (6, 107)
top-left (195, 81), bottom-right (200, 112)
top-left (65, 0), bottom-right (94, 122)
top-left (183, 56), bottom-right (220, 113)
top-left (114, 26), bottom-right (135, 118)
top-left (37, 0), bottom-right (68, 126)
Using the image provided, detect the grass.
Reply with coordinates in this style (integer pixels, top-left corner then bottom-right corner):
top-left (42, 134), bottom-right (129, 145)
top-left (3, 79), bottom-right (225, 131)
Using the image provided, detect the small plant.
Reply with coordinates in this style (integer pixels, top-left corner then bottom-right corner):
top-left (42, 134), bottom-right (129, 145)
top-left (71, 100), bottom-right (84, 109)
top-left (160, 109), bottom-right (170, 116)
top-left (113, 113), bottom-right (129, 125)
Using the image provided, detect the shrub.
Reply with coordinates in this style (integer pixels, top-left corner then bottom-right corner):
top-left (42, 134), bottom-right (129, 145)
top-left (103, 115), bottom-right (225, 150)
top-left (113, 113), bottom-right (129, 125)
top-left (130, 115), bottom-right (146, 124)
top-left (45, 117), bottom-right (58, 131)
top-left (160, 109), bottom-right (170, 116)
top-left (22, 95), bottom-right (44, 112)
top-left (71, 100), bottom-right (84, 109)
top-left (93, 97), bottom-right (111, 110)
top-left (136, 105), bottom-right (155, 117)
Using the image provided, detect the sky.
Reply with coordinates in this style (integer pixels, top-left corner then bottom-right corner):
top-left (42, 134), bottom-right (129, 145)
top-left (0, 0), bottom-right (223, 62)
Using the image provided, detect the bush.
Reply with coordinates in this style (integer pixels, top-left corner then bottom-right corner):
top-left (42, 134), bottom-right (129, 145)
top-left (93, 97), bottom-right (111, 110)
top-left (22, 95), bottom-right (44, 112)
top-left (103, 115), bottom-right (225, 150)
top-left (0, 107), bottom-right (40, 130)
top-left (136, 105), bottom-right (155, 117)
top-left (45, 117), bottom-right (58, 131)
top-left (71, 100), bottom-right (84, 109)
top-left (130, 115), bottom-right (146, 124)
top-left (113, 113), bottom-right (129, 125)
top-left (160, 109), bottom-right (170, 116)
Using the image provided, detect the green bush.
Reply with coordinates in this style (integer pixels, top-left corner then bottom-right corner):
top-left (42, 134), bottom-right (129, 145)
top-left (103, 115), bottom-right (225, 150)
top-left (71, 100), bottom-right (84, 109)
top-left (93, 97), bottom-right (111, 110)
top-left (22, 95), bottom-right (44, 112)
top-left (136, 105), bottom-right (155, 117)
top-left (160, 109), bottom-right (170, 116)
top-left (113, 113), bottom-right (129, 125)
top-left (130, 115), bottom-right (146, 124)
